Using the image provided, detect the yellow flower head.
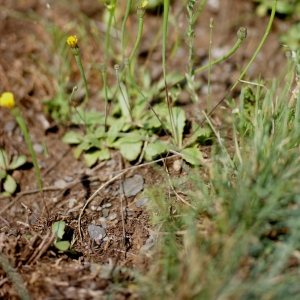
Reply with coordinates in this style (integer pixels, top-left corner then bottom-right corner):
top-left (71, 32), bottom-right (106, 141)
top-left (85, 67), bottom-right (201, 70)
top-left (142, 0), bottom-right (148, 8)
top-left (67, 35), bottom-right (78, 48)
top-left (0, 92), bottom-right (15, 109)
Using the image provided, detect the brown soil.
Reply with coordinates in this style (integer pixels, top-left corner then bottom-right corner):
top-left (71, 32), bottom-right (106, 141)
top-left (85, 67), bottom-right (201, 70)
top-left (0, 0), bottom-right (292, 299)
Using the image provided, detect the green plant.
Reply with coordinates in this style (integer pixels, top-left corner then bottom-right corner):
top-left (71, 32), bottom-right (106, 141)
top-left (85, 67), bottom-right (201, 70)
top-left (51, 220), bottom-right (76, 252)
top-left (0, 148), bottom-right (26, 196)
top-left (139, 38), bottom-right (300, 300)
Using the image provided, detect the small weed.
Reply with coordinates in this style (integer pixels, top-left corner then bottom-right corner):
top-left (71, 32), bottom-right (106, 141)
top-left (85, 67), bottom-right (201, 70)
top-left (0, 148), bottom-right (26, 196)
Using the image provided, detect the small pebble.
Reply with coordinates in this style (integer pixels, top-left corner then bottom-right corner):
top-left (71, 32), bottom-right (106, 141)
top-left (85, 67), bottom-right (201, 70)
top-left (122, 174), bottom-right (144, 197)
top-left (4, 121), bottom-right (17, 133)
top-left (54, 179), bottom-right (67, 189)
top-left (123, 210), bottom-right (136, 217)
top-left (102, 208), bottom-right (110, 218)
top-left (88, 224), bottom-right (106, 240)
top-left (101, 222), bottom-right (107, 229)
top-left (68, 198), bottom-right (77, 209)
top-left (108, 212), bottom-right (117, 221)
top-left (64, 176), bottom-right (73, 182)
top-left (103, 203), bottom-right (112, 208)
top-left (33, 143), bottom-right (44, 154)
top-left (135, 197), bottom-right (148, 208)
top-left (99, 217), bottom-right (106, 223)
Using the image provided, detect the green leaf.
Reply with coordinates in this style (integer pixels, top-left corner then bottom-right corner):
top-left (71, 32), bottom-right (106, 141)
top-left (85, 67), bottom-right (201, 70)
top-left (145, 142), bottom-right (170, 158)
top-left (52, 221), bottom-right (66, 239)
top-left (0, 149), bottom-right (9, 169)
top-left (166, 107), bottom-right (186, 148)
top-left (74, 146), bottom-right (84, 159)
top-left (71, 109), bottom-right (105, 125)
top-left (62, 131), bottom-right (82, 144)
top-left (106, 119), bottom-right (126, 146)
top-left (120, 141), bottom-right (143, 161)
top-left (1, 191), bottom-right (12, 197)
top-left (3, 174), bottom-right (17, 194)
top-left (54, 241), bottom-right (70, 251)
top-left (181, 148), bottom-right (203, 165)
top-left (8, 155), bottom-right (26, 170)
top-left (98, 148), bottom-right (110, 161)
top-left (118, 82), bottom-right (131, 120)
top-left (84, 150), bottom-right (101, 167)
top-left (0, 168), bottom-right (7, 180)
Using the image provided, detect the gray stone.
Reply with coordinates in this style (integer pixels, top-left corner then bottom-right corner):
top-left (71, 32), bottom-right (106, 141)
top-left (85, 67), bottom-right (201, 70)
top-left (135, 197), bottom-right (148, 208)
top-left (102, 208), bottom-right (110, 218)
top-left (88, 224), bottom-right (106, 240)
top-left (107, 212), bottom-right (117, 221)
top-left (122, 174), bottom-right (144, 197)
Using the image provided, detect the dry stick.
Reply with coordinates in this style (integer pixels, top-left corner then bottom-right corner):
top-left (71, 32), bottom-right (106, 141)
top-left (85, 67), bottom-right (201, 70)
top-left (78, 170), bottom-right (128, 243)
top-left (118, 158), bottom-right (126, 247)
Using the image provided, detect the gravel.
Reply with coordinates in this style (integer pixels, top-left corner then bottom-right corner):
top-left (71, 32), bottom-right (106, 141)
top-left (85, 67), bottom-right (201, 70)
top-left (122, 174), bottom-right (144, 197)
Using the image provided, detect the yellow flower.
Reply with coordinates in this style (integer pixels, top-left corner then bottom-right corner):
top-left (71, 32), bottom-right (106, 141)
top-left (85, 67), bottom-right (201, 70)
top-left (0, 92), bottom-right (15, 109)
top-left (66, 35), bottom-right (78, 48)
top-left (142, 0), bottom-right (148, 8)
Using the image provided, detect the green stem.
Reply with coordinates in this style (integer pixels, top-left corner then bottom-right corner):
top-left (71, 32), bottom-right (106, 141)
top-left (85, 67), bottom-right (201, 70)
top-left (74, 54), bottom-right (89, 104)
top-left (230, 0), bottom-right (277, 92)
top-left (129, 14), bottom-right (145, 75)
top-left (192, 0), bottom-right (207, 26)
top-left (121, 0), bottom-right (133, 57)
top-left (162, 0), bottom-right (169, 79)
top-left (163, 0), bottom-right (178, 145)
top-left (194, 34), bottom-right (244, 75)
top-left (105, 1), bottom-right (116, 64)
top-left (11, 107), bottom-right (43, 192)
top-left (207, 18), bottom-right (214, 112)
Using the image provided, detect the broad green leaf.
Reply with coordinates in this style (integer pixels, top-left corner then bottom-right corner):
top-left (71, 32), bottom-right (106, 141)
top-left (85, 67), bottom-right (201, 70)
top-left (146, 142), bottom-right (170, 158)
top-left (74, 146), bottom-right (84, 159)
top-left (3, 174), bottom-right (17, 194)
top-left (98, 148), bottom-right (110, 161)
top-left (132, 98), bottom-right (147, 120)
top-left (71, 109), bottom-right (105, 125)
top-left (120, 141), bottom-right (143, 161)
top-left (84, 134), bottom-right (101, 148)
top-left (62, 131), bottom-right (82, 144)
top-left (1, 191), bottom-right (12, 197)
top-left (0, 168), bottom-right (7, 180)
top-left (84, 150), bottom-right (101, 167)
top-left (9, 155), bottom-right (26, 170)
top-left (54, 241), bottom-right (70, 251)
top-left (52, 221), bottom-right (66, 239)
top-left (118, 82), bottom-right (131, 120)
top-left (0, 149), bottom-right (9, 169)
top-left (181, 148), bottom-right (203, 165)
top-left (106, 119), bottom-right (126, 146)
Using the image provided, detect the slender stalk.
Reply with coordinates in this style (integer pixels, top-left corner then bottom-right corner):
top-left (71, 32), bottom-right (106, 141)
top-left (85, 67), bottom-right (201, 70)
top-left (162, 0), bottom-right (178, 145)
top-left (11, 107), bottom-right (43, 192)
top-left (192, 0), bottom-right (206, 26)
top-left (104, 1), bottom-right (116, 64)
top-left (230, 0), bottom-right (278, 92)
top-left (73, 54), bottom-right (89, 104)
top-left (207, 18), bottom-right (214, 112)
top-left (121, 0), bottom-right (133, 57)
top-left (194, 31), bottom-right (246, 75)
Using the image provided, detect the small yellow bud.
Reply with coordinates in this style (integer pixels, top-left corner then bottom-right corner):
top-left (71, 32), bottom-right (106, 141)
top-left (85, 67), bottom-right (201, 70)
top-left (0, 92), bottom-right (15, 109)
top-left (67, 35), bottom-right (78, 48)
top-left (142, 1), bottom-right (148, 8)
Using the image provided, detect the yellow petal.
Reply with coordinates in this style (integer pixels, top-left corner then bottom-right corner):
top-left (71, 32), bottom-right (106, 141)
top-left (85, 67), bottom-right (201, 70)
top-left (66, 35), bottom-right (78, 48)
top-left (142, 1), bottom-right (148, 8)
top-left (0, 92), bottom-right (15, 109)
